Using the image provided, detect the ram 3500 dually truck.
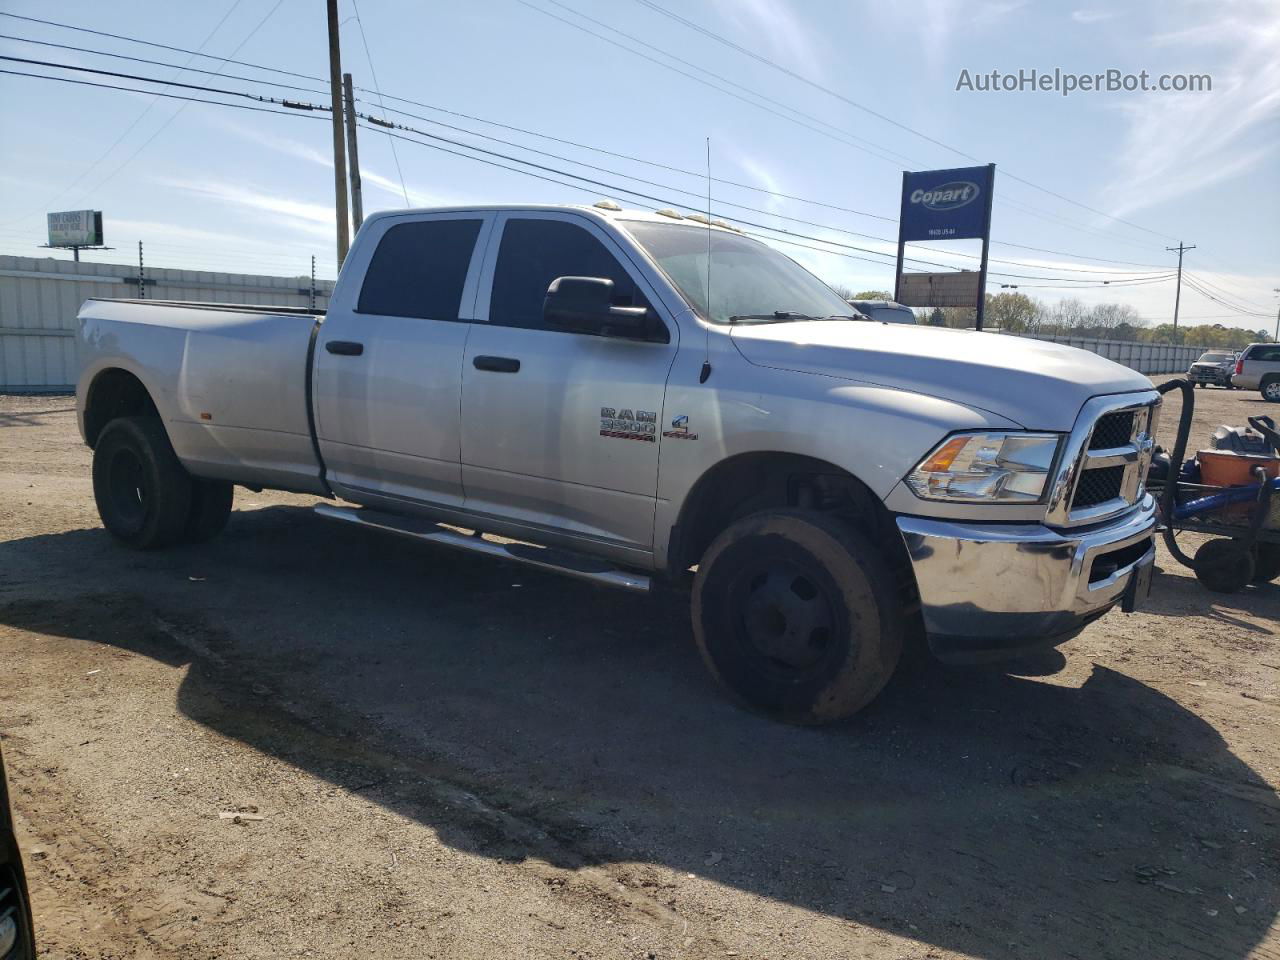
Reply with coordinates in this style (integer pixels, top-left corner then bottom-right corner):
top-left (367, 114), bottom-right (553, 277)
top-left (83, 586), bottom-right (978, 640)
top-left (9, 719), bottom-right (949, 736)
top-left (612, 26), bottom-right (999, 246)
top-left (76, 203), bottom-right (1159, 723)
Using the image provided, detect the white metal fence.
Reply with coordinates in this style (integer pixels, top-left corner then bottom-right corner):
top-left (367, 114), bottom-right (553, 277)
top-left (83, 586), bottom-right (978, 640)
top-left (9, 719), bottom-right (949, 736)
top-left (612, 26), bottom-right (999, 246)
top-left (1000, 331), bottom-right (1212, 375)
top-left (0, 255), bottom-right (335, 392)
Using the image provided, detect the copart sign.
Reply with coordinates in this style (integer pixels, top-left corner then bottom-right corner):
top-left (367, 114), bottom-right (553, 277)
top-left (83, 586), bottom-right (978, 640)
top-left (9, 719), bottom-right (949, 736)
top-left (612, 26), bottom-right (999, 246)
top-left (898, 166), bottom-right (993, 242)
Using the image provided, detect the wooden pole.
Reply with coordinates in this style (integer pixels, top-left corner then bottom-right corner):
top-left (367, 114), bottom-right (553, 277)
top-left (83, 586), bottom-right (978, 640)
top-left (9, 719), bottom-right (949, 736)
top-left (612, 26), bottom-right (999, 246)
top-left (326, 0), bottom-right (350, 267)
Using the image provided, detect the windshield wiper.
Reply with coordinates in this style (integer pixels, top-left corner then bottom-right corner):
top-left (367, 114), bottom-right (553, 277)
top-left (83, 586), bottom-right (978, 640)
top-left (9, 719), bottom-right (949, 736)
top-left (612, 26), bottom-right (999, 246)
top-left (727, 311), bottom-right (820, 323)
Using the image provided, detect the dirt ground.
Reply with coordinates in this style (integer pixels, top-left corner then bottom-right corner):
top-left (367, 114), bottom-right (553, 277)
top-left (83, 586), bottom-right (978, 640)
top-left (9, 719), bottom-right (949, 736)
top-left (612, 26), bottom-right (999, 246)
top-left (0, 378), bottom-right (1277, 960)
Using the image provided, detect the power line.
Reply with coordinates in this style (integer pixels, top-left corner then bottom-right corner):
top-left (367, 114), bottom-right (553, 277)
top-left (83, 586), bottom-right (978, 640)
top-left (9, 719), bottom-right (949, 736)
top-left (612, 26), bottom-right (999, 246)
top-left (988, 275), bottom-right (1174, 290)
top-left (0, 32), bottom-right (330, 96)
top-left (347, 0), bottom-right (409, 206)
top-left (512, 0), bottom-right (912, 168)
top-left (75, 0), bottom-right (288, 203)
top-left (1, 0), bottom-right (247, 226)
top-left (359, 116), bottom-right (1168, 284)
top-left (0, 68), bottom-right (329, 119)
top-left (1184, 272), bottom-right (1275, 312)
top-left (522, 0), bottom-right (1178, 254)
top-left (357, 95), bottom-right (1166, 276)
top-left (0, 11), bottom-right (327, 83)
top-left (626, 0), bottom-right (1180, 242)
top-left (3, 16), bottom-right (1174, 271)
top-left (0, 54), bottom-right (329, 109)
top-left (356, 89), bottom-right (903, 222)
top-left (1181, 276), bottom-right (1272, 318)
top-left (8, 51), bottom-right (1174, 287)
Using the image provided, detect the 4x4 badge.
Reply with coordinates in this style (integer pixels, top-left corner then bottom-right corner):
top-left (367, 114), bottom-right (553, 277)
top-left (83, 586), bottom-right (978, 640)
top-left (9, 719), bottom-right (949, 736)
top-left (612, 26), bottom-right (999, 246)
top-left (662, 414), bottom-right (698, 440)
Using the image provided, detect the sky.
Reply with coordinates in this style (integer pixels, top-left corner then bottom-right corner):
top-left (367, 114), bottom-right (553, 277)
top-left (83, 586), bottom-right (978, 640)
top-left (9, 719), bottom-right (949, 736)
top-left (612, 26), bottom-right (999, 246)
top-left (0, 0), bottom-right (1277, 334)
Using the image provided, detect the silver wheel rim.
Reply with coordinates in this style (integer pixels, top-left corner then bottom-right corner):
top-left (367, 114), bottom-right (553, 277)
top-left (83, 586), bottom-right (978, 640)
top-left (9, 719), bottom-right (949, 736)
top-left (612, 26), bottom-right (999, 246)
top-left (1266, 382), bottom-right (1280, 400)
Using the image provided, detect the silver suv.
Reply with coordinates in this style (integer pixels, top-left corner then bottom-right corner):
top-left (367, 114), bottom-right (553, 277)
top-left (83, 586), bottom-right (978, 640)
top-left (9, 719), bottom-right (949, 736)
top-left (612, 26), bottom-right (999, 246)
top-left (1232, 343), bottom-right (1280, 401)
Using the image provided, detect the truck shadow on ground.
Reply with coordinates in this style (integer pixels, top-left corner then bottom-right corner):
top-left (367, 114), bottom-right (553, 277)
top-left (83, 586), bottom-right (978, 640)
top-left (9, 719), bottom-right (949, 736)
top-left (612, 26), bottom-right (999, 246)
top-left (2, 504), bottom-right (1277, 960)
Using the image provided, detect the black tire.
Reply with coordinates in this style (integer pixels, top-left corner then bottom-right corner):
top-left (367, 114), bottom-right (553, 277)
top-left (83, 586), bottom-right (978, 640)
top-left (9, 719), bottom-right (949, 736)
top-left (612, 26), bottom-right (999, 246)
top-left (1254, 544), bottom-right (1280, 584)
top-left (184, 478), bottom-right (234, 543)
top-left (92, 416), bottom-right (192, 549)
top-left (691, 509), bottom-right (903, 724)
top-left (1193, 539), bottom-right (1255, 594)
top-left (1261, 377), bottom-right (1280, 403)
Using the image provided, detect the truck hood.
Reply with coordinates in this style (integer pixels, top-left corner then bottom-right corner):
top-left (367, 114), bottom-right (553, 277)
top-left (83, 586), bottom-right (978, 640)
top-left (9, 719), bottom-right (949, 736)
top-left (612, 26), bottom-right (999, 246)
top-left (730, 322), bottom-right (1153, 430)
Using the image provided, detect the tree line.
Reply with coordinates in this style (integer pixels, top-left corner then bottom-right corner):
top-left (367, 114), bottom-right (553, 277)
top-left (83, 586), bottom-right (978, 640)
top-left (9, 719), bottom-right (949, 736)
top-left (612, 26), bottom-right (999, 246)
top-left (827, 286), bottom-right (1270, 349)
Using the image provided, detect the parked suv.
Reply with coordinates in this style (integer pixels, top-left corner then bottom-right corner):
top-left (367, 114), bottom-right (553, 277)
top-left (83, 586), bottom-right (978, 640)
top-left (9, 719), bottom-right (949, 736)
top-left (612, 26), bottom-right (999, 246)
top-left (847, 299), bottom-right (917, 325)
top-left (1187, 351), bottom-right (1236, 388)
top-left (1232, 343), bottom-right (1280, 401)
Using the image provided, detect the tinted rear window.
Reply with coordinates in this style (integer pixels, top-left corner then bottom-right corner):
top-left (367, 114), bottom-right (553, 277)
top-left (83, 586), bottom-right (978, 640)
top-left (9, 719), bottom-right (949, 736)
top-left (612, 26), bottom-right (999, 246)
top-left (358, 219), bottom-right (482, 320)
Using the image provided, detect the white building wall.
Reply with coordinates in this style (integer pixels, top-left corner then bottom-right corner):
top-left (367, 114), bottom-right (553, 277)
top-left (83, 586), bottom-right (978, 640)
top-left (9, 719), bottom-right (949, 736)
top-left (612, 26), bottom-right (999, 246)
top-left (0, 255), bottom-right (335, 391)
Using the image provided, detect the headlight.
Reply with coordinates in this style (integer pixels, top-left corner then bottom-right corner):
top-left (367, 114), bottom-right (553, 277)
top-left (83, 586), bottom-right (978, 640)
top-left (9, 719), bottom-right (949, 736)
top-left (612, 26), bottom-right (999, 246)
top-left (906, 432), bottom-right (1062, 503)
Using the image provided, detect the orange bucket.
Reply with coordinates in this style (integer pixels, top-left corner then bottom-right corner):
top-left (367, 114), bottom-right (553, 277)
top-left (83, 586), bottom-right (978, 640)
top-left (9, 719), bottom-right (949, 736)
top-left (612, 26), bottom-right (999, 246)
top-left (1197, 449), bottom-right (1280, 487)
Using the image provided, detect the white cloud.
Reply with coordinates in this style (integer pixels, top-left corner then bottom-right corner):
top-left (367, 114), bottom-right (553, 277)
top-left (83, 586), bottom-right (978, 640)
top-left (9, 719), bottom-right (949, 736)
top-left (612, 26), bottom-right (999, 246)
top-left (871, 0), bottom-right (1027, 65)
top-left (157, 177), bottom-right (336, 238)
top-left (1100, 0), bottom-right (1280, 218)
top-left (731, 153), bottom-right (785, 214)
top-left (208, 115), bottom-right (454, 208)
top-left (707, 0), bottom-right (820, 67)
top-left (1071, 9), bottom-right (1116, 23)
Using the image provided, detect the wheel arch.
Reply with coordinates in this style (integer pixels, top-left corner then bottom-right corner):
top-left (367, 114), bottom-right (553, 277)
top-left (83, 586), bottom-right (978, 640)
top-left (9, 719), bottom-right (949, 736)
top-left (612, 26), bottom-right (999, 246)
top-left (83, 367), bottom-right (160, 448)
top-left (666, 452), bottom-right (900, 574)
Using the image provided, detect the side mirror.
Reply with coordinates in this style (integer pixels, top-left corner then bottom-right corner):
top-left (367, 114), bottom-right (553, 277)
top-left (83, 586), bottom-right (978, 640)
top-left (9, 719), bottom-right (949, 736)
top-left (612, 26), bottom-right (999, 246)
top-left (543, 276), bottom-right (651, 338)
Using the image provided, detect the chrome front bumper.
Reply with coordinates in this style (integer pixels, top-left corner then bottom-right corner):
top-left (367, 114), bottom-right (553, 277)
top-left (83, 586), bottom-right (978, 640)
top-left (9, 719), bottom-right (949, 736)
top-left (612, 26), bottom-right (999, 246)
top-left (896, 495), bottom-right (1157, 663)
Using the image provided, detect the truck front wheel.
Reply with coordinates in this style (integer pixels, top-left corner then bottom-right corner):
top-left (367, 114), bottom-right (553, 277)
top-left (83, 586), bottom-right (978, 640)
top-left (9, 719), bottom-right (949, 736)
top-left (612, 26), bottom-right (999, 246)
top-left (92, 416), bottom-right (192, 549)
top-left (691, 509), bottom-right (903, 724)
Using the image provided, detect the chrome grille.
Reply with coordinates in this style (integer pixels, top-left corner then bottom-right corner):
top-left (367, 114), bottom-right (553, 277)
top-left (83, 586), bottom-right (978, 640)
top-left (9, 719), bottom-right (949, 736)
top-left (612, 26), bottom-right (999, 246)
top-left (1088, 411), bottom-right (1136, 450)
top-left (1072, 465), bottom-right (1125, 507)
top-left (1046, 393), bottom-right (1160, 528)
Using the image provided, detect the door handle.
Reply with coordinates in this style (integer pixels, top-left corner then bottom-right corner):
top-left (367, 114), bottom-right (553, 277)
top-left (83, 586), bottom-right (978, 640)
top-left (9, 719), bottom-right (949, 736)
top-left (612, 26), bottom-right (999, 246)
top-left (473, 355), bottom-right (520, 373)
top-left (325, 340), bottom-right (364, 356)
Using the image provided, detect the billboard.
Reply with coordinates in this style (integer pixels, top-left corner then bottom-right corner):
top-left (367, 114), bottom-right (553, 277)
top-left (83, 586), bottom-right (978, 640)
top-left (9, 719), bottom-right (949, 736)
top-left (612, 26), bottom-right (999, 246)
top-left (897, 271), bottom-right (982, 307)
top-left (898, 166), bottom-right (994, 242)
top-left (47, 210), bottom-right (103, 248)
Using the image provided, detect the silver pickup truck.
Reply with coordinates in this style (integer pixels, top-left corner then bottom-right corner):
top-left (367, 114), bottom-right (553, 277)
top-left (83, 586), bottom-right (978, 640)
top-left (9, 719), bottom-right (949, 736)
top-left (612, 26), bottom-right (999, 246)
top-left (75, 203), bottom-right (1159, 723)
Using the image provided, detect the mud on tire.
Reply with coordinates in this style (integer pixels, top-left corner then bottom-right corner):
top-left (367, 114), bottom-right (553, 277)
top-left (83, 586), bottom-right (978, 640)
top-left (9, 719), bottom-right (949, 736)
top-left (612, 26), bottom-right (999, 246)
top-left (691, 509), bottom-right (903, 724)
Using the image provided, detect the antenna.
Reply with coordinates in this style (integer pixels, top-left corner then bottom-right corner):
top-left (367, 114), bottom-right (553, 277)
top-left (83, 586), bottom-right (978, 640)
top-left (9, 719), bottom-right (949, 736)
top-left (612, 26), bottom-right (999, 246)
top-left (699, 136), bottom-right (713, 384)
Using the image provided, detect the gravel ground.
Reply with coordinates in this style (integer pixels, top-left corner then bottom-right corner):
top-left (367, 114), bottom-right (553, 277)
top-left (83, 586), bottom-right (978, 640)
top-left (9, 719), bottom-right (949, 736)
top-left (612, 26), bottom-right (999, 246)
top-left (0, 378), bottom-right (1277, 960)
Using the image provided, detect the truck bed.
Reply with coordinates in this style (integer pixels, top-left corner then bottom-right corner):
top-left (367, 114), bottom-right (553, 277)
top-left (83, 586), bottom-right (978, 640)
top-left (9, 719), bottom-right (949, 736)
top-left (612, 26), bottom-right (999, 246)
top-left (77, 297), bottom-right (328, 494)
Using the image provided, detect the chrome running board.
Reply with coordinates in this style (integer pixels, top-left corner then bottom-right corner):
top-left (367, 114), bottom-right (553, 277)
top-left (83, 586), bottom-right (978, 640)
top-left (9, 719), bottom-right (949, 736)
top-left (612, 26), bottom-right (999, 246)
top-left (313, 503), bottom-right (651, 593)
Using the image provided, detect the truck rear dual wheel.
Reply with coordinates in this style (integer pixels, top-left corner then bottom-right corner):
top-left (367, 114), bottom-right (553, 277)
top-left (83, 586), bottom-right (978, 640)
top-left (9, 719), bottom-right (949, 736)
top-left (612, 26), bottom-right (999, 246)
top-left (92, 416), bottom-right (233, 549)
top-left (691, 509), bottom-right (903, 724)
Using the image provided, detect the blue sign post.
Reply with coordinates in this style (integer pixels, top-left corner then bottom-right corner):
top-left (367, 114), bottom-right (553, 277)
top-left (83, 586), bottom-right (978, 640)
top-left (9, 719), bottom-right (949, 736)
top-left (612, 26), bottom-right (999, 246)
top-left (894, 163), bottom-right (996, 328)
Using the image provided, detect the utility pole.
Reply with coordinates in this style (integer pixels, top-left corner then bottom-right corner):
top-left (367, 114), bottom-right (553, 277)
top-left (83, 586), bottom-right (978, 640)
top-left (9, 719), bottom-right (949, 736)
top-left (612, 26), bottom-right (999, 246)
top-left (138, 241), bottom-right (145, 299)
top-left (342, 73), bottom-right (363, 234)
top-left (326, 0), bottom-right (350, 267)
top-left (1165, 241), bottom-right (1195, 335)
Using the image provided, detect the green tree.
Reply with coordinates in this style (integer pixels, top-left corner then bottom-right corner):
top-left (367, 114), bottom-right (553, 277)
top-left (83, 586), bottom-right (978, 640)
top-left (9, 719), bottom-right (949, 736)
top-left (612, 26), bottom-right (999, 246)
top-left (852, 289), bottom-right (893, 300)
top-left (983, 292), bottom-right (1040, 332)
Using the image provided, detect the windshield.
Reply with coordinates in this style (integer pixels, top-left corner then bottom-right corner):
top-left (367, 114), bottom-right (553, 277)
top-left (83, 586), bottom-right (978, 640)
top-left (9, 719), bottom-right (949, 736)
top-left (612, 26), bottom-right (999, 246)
top-left (625, 220), bottom-right (855, 324)
top-left (1199, 353), bottom-right (1232, 362)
